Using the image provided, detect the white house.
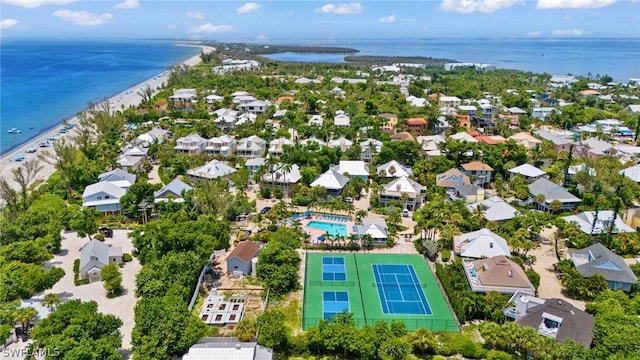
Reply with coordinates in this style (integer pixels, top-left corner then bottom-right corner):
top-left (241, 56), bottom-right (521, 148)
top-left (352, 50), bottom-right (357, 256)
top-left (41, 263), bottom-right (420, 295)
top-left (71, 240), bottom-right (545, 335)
top-left (379, 176), bottom-right (426, 211)
top-left (310, 169), bottom-right (350, 197)
top-left (508, 164), bottom-right (547, 183)
top-left (174, 133), bottom-right (207, 155)
top-left (98, 168), bottom-right (136, 189)
top-left (79, 239), bottom-right (122, 281)
top-left (334, 111), bottom-right (351, 127)
top-left (439, 96), bottom-right (461, 108)
top-left (356, 218), bottom-right (388, 244)
top-left (236, 135), bottom-right (266, 159)
top-left (308, 114), bottom-right (324, 126)
top-left (563, 210), bottom-right (635, 235)
top-left (82, 181), bottom-right (127, 214)
top-left (475, 196), bottom-right (519, 223)
top-left (237, 100), bottom-right (268, 114)
top-left (331, 160), bottom-right (369, 180)
top-left (268, 137), bottom-right (294, 157)
top-left (377, 160), bottom-right (412, 178)
top-left (532, 107), bottom-right (559, 120)
top-left (327, 136), bottom-right (353, 151)
top-left (360, 138), bottom-right (383, 161)
top-left (187, 160), bottom-right (237, 181)
top-left (454, 228), bottom-right (511, 259)
top-left (205, 135), bottom-right (236, 156)
top-left (169, 88), bottom-right (197, 102)
top-left (620, 165), bottom-right (640, 183)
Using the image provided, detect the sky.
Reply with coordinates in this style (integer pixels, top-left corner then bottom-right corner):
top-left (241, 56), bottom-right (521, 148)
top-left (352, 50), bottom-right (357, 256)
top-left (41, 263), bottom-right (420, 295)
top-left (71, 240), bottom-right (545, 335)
top-left (1, 0), bottom-right (639, 40)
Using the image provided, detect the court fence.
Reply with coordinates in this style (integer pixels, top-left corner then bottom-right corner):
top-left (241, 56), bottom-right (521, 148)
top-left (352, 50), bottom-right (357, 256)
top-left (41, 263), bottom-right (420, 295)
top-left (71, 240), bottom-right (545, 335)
top-left (372, 282), bottom-right (429, 288)
top-left (309, 281), bottom-right (356, 287)
top-left (302, 316), bottom-right (459, 332)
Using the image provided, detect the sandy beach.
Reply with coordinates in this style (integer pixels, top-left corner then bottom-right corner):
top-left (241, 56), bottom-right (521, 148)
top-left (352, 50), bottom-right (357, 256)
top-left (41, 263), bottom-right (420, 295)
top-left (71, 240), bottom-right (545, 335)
top-left (0, 45), bottom-right (214, 196)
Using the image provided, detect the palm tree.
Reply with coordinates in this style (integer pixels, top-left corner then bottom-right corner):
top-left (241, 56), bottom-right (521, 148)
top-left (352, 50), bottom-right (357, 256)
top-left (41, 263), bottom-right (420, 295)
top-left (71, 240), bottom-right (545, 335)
top-left (280, 163), bottom-right (293, 197)
top-left (42, 293), bottom-right (60, 311)
top-left (550, 199), bottom-right (562, 214)
top-left (264, 156), bottom-right (278, 188)
top-left (13, 306), bottom-right (38, 340)
top-left (355, 210), bottom-right (368, 224)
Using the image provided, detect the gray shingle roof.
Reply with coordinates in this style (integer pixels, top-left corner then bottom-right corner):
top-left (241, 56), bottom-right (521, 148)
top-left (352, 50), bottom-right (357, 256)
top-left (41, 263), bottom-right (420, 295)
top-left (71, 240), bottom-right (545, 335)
top-left (155, 178), bottom-right (193, 199)
top-left (570, 243), bottom-right (638, 284)
top-left (528, 178), bottom-right (581, 203)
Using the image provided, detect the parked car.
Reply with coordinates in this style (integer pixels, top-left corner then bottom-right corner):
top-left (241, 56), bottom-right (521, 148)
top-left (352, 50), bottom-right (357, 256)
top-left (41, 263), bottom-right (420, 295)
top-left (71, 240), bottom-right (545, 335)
top-left (345, 197), bottom-right (354, 203)
top-left (402, 209), bottom-right (410, 217)
top-left (260, 206), bottom-right (271, 214)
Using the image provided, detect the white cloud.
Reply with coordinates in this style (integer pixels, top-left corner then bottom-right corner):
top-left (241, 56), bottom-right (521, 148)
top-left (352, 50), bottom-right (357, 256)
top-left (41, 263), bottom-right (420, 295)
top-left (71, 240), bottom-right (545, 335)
top-left (237, 2), bottom-right (261, 14)
top-left (537, 0), bottom-right (615, 9)
top-left (2, 0), bottom-right (74, 7)
top-left (186, 11), bottom-right (205, 19)
top-left (189, 23), bottom-right (232, 33)
top-left (439, 0), bottom-right (522, 13)
top-left (551, 28), bottom-right (588, 36)
top-left (315, 2), bottom-right (364, 15)
top-left (114, 0), bottom-right (139, 9)
top-left (256, 34), bottom-right (268, 40)
top-left (379, 15), bottom-right (396, 23)
top-left (52, 9), bottom-right (112, 25)
top-left (167, 24), bottom-right (176, 29)
top-left (0, 19), bottom-right (19, 28)
top-left (526, 30), bottom-right (542, 36)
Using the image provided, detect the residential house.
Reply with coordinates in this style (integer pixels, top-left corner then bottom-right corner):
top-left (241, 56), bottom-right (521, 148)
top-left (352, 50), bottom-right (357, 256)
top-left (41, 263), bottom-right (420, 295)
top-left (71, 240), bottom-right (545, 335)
top-left (475, 196), bottom-right (519, 223)
top-left (550, 75), bottom-right (578, 87)
top-left (198, 291), bottom-right (246, 326)
top-left (377, 160), bottom-right (412, 178)
top-left (235, 113), bottom-right (257, 126)
top-left (417, 135), bottom-right (445, 156)
top-left (327, 136), bottom-right (353, 152)
top-left (533, 130), bottom-right (574, 152)
top-left (390, 131), bottom-right (415, 142)
top-left (182, 339), bottom-right (272, 360)
top-left (379, 176), bottom-right (426, 211)
top-left (169, 88), bottom-right (197, 102)
top-left (136, 127), bottom-right (169, 147)
top-left (205, 135), bottom-right (236, 156)
top-left (334, 111), bottom-right (351, 127)
top-left (568, 163), bottom-right (596, 181)
top-left (330, 87), bottom-right (345, 97)
top-left (463, 255), bottom-right (535, 294)
top-left (436, 168), bottom-right (471, 191)
top-left (620, 164), bottom-right (640, 183)
top-left (174, 133), bottom-right (207, 155)
top-left (123, 145), bottom-right (148, 161)
top-left (532, 107), bottom-right (559, 120)
top-left (450, 184), bottom-right (485, 204)
top-left (475, 135), bottom-right (507, 145)
top-left (574, 137), bottom-right (614, 158)
top-left (295, 77), bottom-right (321, 84)
top-left (527, 178), bottom-right (581, 212)
top-left (154, 178), bottom-right (192, 203)
top-left (479, 103), bottom-right (500, 125)
top-left (213, 108), bottom-right (239, 129)
top-left (508, 164), bottom-right (547, 183)
top-left (262, 164), bottom-right (302, 195)
top-left (406, 118), bottom-right (428, 135)
top-left (360, 138), bottom-right (383, 161)
top-left (379, 113), bottom-right (398, 134)
top-left (205, 94), bottom-right (223, 104)
top-left (310, 169), bottom-right (350, 197)
top-left (244, 157), bottom-right (265, 177)
top-left (79, 239), bottom-right (123, 281)
top-left (300, 136), bottom-right (325, 148)
top-left (504, 292), bottom-right (594, 348)
top-left (116, 155), bottom-right (145, 173)
top-left (82, 182), bottom-right (126, 214)
top-left (308, 114), bottom-right (324, 127)
top-left (507, 106), bottom-right (527, 116)
top-left (458, 105), bottom-right (478, 117)
top-left (509, 132), bottom-right (542, 149)
top-left (454, 228), bottom-right (511, 259)
top-left (563, 210), bottom-right (635, 235)
top-left (449, 131), bottom-right (479, 143)
top-left (226, 241), bottom-right (261, 276)
top-left (460, 161), bottom-right (493, 187)
top-left (356, 218), bottom-right (388, 245)
top-left (570, 243), bottom-right (638, 291)
top-left (439, 96), bottom-right (461, 108)
top-left (434, 116), bottom-right (451, 134)
top-left (187, 160), bottom-right (237, 181)
top-left (98, 168), bottom-right (136, 189)
top-left (331, 161), bottom-right (369, 180)
top-left (238, 100), bottom-right (268, 114)
top-left (406, 95), bottom-right (429, 107)
top-left (268, 137), bottom-right (294, 158)
top-left (236, 135), bottom-right (266, 159)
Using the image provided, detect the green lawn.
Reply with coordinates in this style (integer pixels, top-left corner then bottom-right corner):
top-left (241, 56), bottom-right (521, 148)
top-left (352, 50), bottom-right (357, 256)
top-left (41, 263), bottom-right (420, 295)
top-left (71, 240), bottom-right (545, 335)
top-left (303, 252), bottom-right (459, 332)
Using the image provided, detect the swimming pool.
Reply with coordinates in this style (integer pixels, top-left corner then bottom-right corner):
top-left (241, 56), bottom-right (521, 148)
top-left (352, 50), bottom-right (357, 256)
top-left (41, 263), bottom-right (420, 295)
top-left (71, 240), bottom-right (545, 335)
top-left (307, 221), bottom-right (348, 238)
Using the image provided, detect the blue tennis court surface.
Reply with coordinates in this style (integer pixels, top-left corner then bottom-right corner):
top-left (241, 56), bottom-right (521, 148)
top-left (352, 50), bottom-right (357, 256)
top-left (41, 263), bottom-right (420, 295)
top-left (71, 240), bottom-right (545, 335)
top-left (323, 291), bottom-right (350, 319)
top-left (372, 264), bottom-right (432, 315)
top-left (322, 257), bottom-right (346, 281)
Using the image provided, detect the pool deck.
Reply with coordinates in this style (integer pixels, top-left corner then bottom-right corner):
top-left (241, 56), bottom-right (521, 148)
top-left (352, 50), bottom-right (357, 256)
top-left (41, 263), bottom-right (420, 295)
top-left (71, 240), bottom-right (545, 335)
top-left (299, 215), bottom-right (355, 244)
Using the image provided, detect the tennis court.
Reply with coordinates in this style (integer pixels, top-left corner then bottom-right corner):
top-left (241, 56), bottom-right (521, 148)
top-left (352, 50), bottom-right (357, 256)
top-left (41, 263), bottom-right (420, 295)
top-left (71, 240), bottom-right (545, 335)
top-left (303, 253), bottom-right (458, 332)
top-left (372, 264), bottom-right (432, 315)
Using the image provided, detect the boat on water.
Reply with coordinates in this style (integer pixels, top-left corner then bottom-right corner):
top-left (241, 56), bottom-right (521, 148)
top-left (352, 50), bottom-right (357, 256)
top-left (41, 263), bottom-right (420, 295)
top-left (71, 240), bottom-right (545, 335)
top-left (7, 128), bottom-right (21, 134)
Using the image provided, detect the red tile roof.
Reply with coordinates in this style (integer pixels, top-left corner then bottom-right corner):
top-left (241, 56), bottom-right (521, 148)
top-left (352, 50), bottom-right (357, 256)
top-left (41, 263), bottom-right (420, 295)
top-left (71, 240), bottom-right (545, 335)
top-left (406, 118), bottom-right (427, 125)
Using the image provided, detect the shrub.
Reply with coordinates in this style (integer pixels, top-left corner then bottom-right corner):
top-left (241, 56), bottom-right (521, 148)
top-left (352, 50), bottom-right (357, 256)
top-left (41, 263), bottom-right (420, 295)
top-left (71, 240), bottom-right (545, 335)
top-left (93, 233), bottom-right (105, 241)
top-left (274, 187), bottom-right (283, 200)
top-left (123, 253), bottom-right (133, 262)
top-left (73, 259), bottom-right (90, 286)
top-left (413, 239), bottom-right (426, 254)
top-left (525, 269), bottom-right (540, 291)
top-left (260, 187), bottom-right (272, 199)
top-left (441, 249), bottom-right (451, 262)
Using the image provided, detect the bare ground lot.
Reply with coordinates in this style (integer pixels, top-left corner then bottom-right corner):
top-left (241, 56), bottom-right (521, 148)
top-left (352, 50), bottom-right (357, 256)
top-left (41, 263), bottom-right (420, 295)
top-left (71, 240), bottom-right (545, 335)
top-left (43, 229), bottom-right (141, 355)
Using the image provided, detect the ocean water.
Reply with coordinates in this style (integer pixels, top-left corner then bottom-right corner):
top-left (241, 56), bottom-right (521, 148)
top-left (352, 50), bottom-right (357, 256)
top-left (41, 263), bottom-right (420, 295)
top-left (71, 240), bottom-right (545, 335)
top-left (263, 38), bottom-right (640, 83)
top-left (0, 39), bottom-right (201, 154)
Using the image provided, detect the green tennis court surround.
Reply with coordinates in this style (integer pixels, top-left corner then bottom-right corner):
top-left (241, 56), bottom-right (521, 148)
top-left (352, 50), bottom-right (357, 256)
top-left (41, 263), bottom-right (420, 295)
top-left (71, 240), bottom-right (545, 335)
top-left (303, 253), bottom-right (459, 332)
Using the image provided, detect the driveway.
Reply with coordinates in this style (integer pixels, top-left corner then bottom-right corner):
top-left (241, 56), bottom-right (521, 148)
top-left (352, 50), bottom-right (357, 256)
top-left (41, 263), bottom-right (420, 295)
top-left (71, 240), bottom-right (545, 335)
top-left (43, 230), bottom-right (140, 356)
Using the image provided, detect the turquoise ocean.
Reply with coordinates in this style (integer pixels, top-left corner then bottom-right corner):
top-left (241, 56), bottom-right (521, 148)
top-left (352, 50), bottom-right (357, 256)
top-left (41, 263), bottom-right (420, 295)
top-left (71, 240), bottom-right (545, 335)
top-left (2, 37), bottom-right (639, 154)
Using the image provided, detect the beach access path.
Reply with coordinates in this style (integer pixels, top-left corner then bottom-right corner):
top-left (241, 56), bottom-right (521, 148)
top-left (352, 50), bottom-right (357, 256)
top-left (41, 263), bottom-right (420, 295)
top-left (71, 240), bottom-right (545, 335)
top-left (0, 45), bottom-right (214, 197)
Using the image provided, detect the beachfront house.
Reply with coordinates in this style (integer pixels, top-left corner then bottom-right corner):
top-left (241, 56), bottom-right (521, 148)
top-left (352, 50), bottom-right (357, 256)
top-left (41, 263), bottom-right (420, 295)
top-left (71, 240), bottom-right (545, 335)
top-left (174, 133), bottom-right (207, 155)
top-left (236, 135), bottom-right (266, 159)
top-left (378, 176), bottom-right (426, 211)
top-left (154, 178), bottom-right (193, 203)
top-left (187, 160), bottom-right (237, 182)
top-left (82, 181), bottom-right (127, 214)
top-left (310, 169), bottom-right (350, 197)
top-left (79, 239), bottom-right (123, 281)
top-left (205, 135), bottom-right (236, 156)
top-left (570, 243), bottom-right (637, 291)
top-left (463, 255), bottom-right (535, 294)
top-left (169, 88), bottom-right (197, 102)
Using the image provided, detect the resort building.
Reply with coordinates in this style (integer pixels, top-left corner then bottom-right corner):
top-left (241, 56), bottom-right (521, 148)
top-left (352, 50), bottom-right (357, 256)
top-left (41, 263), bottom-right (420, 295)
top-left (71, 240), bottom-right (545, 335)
top-left (236, 135), bottom-right (266, 159)
top-left (378, 176), bottom-right (426, 211)
top-left (462, 256), bottom-right (535, 294)
top-left (174, 133), bottom-right (207, 155)
top-left (187, 160), bottom-right (237, 182)
top-left (454, 229), bottom-right (511, 259)
top-left (79, 239), bottom-right (123, 281)
top-left (570, 243), bottom-right (637, 292)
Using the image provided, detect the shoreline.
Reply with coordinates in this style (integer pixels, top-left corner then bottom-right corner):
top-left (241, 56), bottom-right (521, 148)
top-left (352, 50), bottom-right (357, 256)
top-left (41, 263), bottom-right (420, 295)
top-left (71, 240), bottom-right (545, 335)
top-left (0, 45), bottom-right (214, 194)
